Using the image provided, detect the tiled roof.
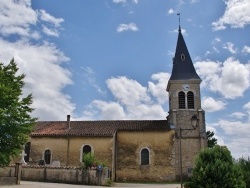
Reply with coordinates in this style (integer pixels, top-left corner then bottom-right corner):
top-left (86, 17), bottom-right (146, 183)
top-left (30, 120), bottom-right (170, 137)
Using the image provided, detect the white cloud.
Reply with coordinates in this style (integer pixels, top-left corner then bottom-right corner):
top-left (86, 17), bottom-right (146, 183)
top-left (117, 23), bottom-right (139, 33)
top-left (80, 67), bottom-right (106, 95)
top-left (212, 37), bottom-right (221, 45)
top-left (0, 39), bottom-right (75, 121)
top-left (244, 102), bottom-right (250, 122)
top-left (148, 72), bottom-right (170, 104)
top-left (212, 0), bottom-right (250, 30)
top-left (42, 25), bottom-right (59, 37)
top-left (82, 75), bottom-right (168, 120)
top-left (195, 58), bottom-right (250, 99)
top-left (217, 119), bottom-right (250, 158)
top-left (242, 45), bottom-right (250, 54)
top-left (38, 9), bottom-right (64, 28)
top-left (0, 0), bottom-right (75, 120)
top-left (0, 0), bottom-right (37, 37)
top-left (222, 42), bottom-right (237, 54)
top-left (202, 97), bottom-right (227, 112)
top-left (112, 0), bottom-right (126, 3)
top-left (106, 76), bottom-right (151, 106)
top-left (168, 9), bottom-right (174, 15)
top-left (230, 112), bottom-right (247, 119)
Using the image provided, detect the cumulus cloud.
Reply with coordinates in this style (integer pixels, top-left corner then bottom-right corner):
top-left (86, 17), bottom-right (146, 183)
top-left (195, 58), bottom-right (250, 99)
top-left (117, 23), bottom-right (139, 33)
top-left (202, 97), bottom-right (227, 112)
top-left (0, 0), bottom-right (75, 120)
top-left (148, 72), bottom-right (170, 104)
top-left (0, 0), bottom-right (37, 37)
top-left (217, 119), bottom-right (250, 158)
top-left (82, 75), bottom-right (168, 120)
top-left (0, 39), bottom-right (75, 121)
top-left (212, 0), bottom-right (250, 30)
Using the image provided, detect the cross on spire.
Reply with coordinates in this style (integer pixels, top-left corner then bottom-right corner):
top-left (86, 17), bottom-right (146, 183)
top-left (177, 13), bottom-right (181, 32)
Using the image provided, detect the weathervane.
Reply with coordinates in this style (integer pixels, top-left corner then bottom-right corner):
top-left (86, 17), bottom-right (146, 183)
top-left (177, 13), bottom-right (181, 32)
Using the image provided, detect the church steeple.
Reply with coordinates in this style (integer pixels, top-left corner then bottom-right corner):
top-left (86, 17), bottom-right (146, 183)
top-left (169, 21), bottom-right (200, 81)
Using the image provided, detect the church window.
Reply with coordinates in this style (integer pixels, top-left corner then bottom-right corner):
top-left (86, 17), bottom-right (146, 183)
top-left (44, 149), bottom-right (51, 164)
top-left (83, 145), bottom-right (91, 154)
top-left (82, 145), bottom-right (92, 162)
top-left (178, 91), bottom-right (185, 109)
top-left (140, 148), bottom-right (149, 165)
top-left (187, 91), bottom-right (194, 109)
top-left (24, 142), bottom-right (31, 162)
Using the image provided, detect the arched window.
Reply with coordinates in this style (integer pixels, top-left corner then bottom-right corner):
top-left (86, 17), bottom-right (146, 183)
top-left (141, 148), bottom-right (149, 165)
top-left (24, 142), bottom-right (31, 162)
top-left (44, 149), bottom-right (51, 164)
top-left (82, 145), bottom-right (92, 162)
top-left (187, 91), bottom-right (194, 109)
top-left (178, 91), bottom-right (186, 109)
top-left (83, 145), bottom-right (91, 154)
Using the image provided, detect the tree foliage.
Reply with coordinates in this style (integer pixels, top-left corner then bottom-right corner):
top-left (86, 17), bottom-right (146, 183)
top-left (206, 130), bottom-right (217, 148)
top-left (236, 158), bottom-right (250, 188)
top-left (192, 145), bottom-right (245, 188)
top-left (0, 59), bottom-right (37, 166)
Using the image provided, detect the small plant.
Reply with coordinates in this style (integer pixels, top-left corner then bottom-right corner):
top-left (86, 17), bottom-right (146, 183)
top-left (83, 152), bottom-right (95, 169)
top-left (82, 153), bottom-right (107, 169)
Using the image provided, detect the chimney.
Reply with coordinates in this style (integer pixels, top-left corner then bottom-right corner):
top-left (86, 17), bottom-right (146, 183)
top-left (67, 115), bottom-right (70, 129)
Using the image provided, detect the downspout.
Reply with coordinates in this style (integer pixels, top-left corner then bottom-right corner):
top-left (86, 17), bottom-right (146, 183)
top-left (112, 130), bottom-right (118, 182)
top-left (66, 115), bottom-right (70, 166)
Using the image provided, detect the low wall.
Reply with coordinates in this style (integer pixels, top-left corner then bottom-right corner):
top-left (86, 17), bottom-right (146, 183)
top-left (0, 165), bottom-right (17, 185)
top-left (1, 165), bottom-right (111, 186)
top-left (21, 166), bottom-right (110, 186)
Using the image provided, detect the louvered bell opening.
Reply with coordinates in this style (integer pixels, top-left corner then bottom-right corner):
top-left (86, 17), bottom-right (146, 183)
top-left (187, 91), bottom-right (194, 109)
top-left (178, 91), bottom-right (185, 109)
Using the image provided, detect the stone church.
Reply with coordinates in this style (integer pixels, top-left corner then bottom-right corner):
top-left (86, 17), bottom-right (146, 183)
top-left (24, 26), bottom-right (207, 182)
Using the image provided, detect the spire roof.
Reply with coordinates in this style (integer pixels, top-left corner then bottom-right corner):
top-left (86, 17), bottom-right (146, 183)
top-left (169, 28), bottom-right (201, 81)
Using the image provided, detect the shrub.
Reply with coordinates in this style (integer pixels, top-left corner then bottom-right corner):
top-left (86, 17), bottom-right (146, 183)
top-left (192, 145), bottom-right (245, 188)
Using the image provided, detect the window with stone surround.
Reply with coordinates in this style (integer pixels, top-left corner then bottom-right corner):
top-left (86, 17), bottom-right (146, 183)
top-left (187, 91), bottom-right (194, 109)
top-left (178, 91), bottom-right (186, 109)
top-left (82, 145), bottom-right (92, 162)
top-left (140, 148), bottom-right (149, 165)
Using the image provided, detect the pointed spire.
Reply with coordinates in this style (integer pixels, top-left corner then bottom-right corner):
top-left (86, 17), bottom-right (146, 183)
top-left (169, 17), bottom-right (201, 81)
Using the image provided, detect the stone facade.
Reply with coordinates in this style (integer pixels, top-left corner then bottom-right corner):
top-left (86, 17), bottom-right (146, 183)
top-left (115, 131), bottom-right (175, 181)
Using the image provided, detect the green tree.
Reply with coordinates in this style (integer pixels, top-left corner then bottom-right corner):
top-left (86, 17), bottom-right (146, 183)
top-left (236, 157), bottom-right (250, 188)
top-left (192, 145), bottom-right (245, 188)
top-left (206, 130), bottom-right (217, 148)
top-left (0, 59), bottom-right (37, 166)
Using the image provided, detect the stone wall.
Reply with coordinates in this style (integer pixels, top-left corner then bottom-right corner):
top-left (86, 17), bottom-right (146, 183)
top-left (1, 165), bottom-right (110, 186)
top-left (29, 136), bottom-right (113, 167)
top-left (116, 130), bottom-right (175, 182)
top-left (0, 166), bottom-right (16, 185)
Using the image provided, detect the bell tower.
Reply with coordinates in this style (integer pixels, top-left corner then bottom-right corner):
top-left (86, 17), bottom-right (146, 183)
top-left (167, 21), bottom-right (207, 181)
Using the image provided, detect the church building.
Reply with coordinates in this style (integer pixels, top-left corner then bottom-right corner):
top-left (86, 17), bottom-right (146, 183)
top-left (25, 25), bottom-right (207, 182)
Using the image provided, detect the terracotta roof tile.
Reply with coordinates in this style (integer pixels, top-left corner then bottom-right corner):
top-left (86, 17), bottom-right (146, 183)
top-left (31, 120), bottom-right (170, 137)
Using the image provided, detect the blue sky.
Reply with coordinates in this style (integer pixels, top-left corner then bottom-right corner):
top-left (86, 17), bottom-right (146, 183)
top-left (0, 0), bottom-right (250, 158)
